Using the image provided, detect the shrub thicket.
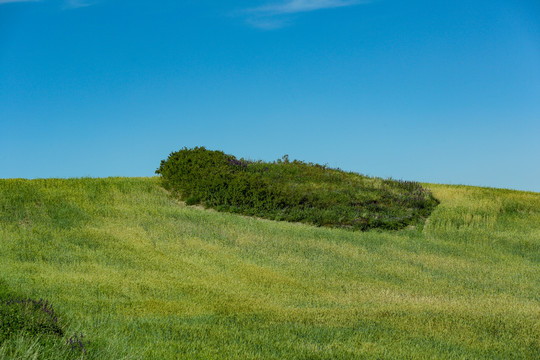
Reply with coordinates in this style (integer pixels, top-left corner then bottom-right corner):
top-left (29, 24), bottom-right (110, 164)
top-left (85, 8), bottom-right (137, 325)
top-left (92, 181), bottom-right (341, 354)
top-left (0, 281), bottom-right (86, 358)
top-left (156, 147), bottom-right (439, 231)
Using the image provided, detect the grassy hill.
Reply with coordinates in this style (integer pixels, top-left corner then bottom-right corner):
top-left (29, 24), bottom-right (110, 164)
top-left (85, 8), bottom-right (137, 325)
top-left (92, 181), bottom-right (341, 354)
top-left (0, 177), bottom-right (539, 359)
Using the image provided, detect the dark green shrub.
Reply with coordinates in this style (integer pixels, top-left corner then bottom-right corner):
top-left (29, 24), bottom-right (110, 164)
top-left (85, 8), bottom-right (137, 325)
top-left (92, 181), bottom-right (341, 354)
top-left (156, 147), bottom-right (439, 231)
top-left (0, 288), bottom-right (63, 342)
top-left (0, 281), bottom-right (87, 357)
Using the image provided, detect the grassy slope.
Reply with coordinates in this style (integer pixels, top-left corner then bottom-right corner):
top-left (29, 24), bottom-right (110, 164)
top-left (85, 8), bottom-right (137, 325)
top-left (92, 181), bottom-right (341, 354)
top-left (0, 177), bottom-right (538, 359)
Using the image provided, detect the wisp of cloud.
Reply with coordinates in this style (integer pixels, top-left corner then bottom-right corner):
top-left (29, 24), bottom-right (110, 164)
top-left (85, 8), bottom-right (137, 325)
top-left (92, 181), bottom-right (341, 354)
top-left (251, 0), bottom-right (365, 16)
top-left (242, 0), bottom-right (367, 29)
top-left (0, 0), bottom-right (94, 8)
top-left (0, 0), bottom-right (40, 4)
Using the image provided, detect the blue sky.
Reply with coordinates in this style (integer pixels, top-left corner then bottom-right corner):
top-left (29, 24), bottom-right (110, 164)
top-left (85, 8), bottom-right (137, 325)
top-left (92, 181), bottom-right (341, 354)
top-left (1, 0), bottom-right (539, 192)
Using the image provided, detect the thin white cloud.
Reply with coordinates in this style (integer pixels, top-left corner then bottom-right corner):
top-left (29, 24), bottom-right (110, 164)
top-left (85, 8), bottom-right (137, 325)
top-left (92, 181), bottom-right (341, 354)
top-left (0, 0), bottom-right (41, 4)
top-left (249, 0), bottom-right (365, 16)
top-left (241, 0), bottom-right (368, 29)
top-left (63, 0), bottom-right (94, 9)
top-left (0, 0), bottom-right (96, 8)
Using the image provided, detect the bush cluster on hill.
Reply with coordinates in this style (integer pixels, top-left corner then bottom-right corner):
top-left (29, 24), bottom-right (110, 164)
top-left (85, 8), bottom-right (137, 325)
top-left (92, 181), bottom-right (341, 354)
top-left (156, 147), bottom-right (439, 231)
top-left (0, 281), bottom-right (86, 358)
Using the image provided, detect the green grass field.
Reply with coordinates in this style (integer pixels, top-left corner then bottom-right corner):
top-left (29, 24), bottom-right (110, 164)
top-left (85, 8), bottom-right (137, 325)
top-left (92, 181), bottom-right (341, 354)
top-left (0, 177), bottom-right (539, 359)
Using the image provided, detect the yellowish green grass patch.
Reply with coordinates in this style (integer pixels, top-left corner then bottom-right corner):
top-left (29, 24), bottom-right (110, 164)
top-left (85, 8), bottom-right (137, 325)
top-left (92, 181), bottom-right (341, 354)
top-left (0, 177), bottom-right (538, 359)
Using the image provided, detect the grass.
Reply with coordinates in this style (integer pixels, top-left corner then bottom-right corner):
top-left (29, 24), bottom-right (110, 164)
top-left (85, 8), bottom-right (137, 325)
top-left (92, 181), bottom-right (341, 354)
top-left (0, 177), bottom-right (538, 359)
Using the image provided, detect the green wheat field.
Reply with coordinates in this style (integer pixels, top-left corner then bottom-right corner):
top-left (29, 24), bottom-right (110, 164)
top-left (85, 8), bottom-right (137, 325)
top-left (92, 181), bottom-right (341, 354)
top-left (0, 177), bottom-right (539, 359)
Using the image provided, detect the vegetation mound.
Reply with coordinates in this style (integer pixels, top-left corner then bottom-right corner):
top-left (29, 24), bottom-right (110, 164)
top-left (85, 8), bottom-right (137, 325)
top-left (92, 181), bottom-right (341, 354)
top-left (0, 281), bottom-right (86, 359)
top-left (156, 147), bottom-right (439, 230)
